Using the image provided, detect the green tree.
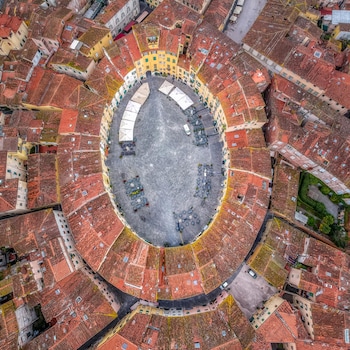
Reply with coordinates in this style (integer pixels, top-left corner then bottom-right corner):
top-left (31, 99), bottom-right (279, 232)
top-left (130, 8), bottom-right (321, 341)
top-left (315, 202), bottom-right (326, 215)
top-left (319, 223), bottom-right (331, 234)
top-left (322, 215), bottom-right (334, 226)
top-left (307, 216), bottom-right (316, 228)
top-left (320, 186), bottom-right (330, 195)
top-left (330, 193), bottom-right (341, 203)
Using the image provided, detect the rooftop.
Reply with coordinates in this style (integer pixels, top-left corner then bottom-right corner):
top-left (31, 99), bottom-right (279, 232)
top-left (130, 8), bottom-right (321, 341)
top-left (0, 13), bottom-right (23, 38)
top-left (27, 153), bottom-right (59, 209)
top-left (24, 68), bottom-right (81, 109)
top-left (99, 295), bottom-right (255, 350)
top-left (270, 163), bottom-right (300, 220)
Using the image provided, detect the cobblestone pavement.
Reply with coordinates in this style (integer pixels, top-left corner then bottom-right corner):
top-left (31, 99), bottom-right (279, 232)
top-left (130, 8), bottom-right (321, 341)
top-left (224, 0), bottom-right (267, 44)
top-left (107, 76), bottom-right (225, 246)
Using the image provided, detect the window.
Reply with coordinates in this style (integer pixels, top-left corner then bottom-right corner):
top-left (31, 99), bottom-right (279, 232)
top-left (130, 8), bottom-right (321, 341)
top-left (145, 58), bottom-right (149, 62)
top-left (153, 56), bottom-right (156, 61)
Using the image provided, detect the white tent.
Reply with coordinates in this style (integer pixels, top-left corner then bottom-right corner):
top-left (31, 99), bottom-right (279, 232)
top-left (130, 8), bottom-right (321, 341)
top-left (122, 110), bottom-right (138, 122)
top-left (125, 100), bottom-right (141, 113)
top-left (158, 80), bottom-right (174, 95)
top-left (119, 128), bottom-right (134, 142)
top-left (169, 87), bottom-right (193, 110)
top-left (120, 119), bottom-right (135, 130)
top-left (131, 83), bottom-right (150, 105)
top-left (233, 6), bottom-right (242, 15)
top-left (177, 94), bottom-right (194, 110)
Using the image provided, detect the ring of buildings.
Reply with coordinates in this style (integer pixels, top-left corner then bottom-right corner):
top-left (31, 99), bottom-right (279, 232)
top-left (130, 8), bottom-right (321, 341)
top-left (55, 10), bottom-right (272, 302)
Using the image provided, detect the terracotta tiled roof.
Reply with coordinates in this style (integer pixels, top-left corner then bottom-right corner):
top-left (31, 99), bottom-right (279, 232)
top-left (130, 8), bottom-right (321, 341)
top-left (244, 2), bottom-right (350, 109)
top-left (99, 295), bottom-right (254, 350)
top-left (243, 0), bottom-right (299, 64)
top-left (95, 0), bottom-right (127, 25)
top-left (203, 0), bottom-right (233, 30)
top-left (0, 178), bottom-right (20, 213)
top-left (272, 75), bottom-right (340, 127)
top-left (50, 48), bottom-right (94, 72)
top-left (43, 7), bottom-right (72, 41)
top-left (85, 64), bottom-right (124, 100)
top-left (257, 299), bottom-right (309, 344)
top-left (271, 163), bottom-right (299, 220)
top-left (98, 334), bottom-right (137, 350)
top-left (288, 15), bottom-right (323, 44)
top-left (311, 303), bottom-right (349, 344)
top-left (7, 110), bottom-right (42, 142)
top-left (0, 13), bottom-right (23, 38)
top-left (24, 67), bottom-right (81, 109)
top-left (67, 193), bottom-right (124, 271)
top-left (3, 1), bottom-right (38, 20)
top-left (325, 70), bottom-right (350, 109)
top-left (0, 301), bottom-right (18, 350)
top-left (24, 270), bottom-right (116, 350)
top-left (230, 147), bottom-right (272, 179)
top-left (78, 26), bottom-right (110, 54)
top-left (144, 0), bottom-right (201, 29)
top-left (266, 92), bottom-right (350, 188)
top-left (27, 153), bottom-right (59, 209)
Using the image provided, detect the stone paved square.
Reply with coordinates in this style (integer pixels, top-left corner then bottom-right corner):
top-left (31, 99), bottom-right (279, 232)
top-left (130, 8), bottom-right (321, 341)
top-left (107, 76), bottom-right (224, 246)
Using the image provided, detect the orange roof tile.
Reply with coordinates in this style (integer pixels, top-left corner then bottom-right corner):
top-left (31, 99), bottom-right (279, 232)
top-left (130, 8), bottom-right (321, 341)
top-left (27, 153), bottom-right (59, 209)
top-left (25, 67), bottom-right (81, 109)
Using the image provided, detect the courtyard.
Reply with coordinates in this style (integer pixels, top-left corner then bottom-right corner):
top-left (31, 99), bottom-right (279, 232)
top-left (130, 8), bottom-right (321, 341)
top-left (106, 76), bottom-right (224, 246)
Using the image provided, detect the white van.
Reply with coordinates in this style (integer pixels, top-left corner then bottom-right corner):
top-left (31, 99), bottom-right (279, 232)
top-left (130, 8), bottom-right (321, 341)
top-left (220, 281), bottom-right (229, 290)
top-left (248, 269), bottom-right (257, 279)
top-left (183, 124), bottom-right (191, 136)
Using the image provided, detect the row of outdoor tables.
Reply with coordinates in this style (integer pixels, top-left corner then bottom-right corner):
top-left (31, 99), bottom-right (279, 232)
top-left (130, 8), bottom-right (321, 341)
top-left (124, 176), bottom-right (148, 211)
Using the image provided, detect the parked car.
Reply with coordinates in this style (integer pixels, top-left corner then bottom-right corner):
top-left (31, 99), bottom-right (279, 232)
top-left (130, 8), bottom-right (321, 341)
top-left (219, 281), bottom-right (229, 290)
top-left (183, 124), bottom-right (191, 135)
top-left (248, 269), bottom-right (257, 279)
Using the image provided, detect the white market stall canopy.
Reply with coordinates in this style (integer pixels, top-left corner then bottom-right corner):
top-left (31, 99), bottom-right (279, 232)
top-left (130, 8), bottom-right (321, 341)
top-left (233, 6), bottom-right (243, 15)
top-left (158, 80), bottom-right (174, 95)
top-left (169, 87), bottom-right (194, 110)
top-left (131, 83), bottom-right (150, 105)
top-left (122, 110), bottom-right (138, 122)
top-left (125, 100), bottom-right (141, 113)
top-left (118, 84), bottom-right (149, 142)
top-left (119, 128), bottom-right (134, 142)
top-left (120, 119), bottom-right (135, 130)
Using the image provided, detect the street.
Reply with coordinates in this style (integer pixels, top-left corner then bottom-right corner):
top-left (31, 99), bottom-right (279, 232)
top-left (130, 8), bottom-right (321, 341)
top-left (224, 0), bottom-right (267, 44)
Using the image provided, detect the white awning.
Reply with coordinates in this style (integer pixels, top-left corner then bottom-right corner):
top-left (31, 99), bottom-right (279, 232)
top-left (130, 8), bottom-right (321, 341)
top-left (119, 128), bottom-right (134, 142)
top-left (233, 6), bottom-right (242, 15)
top-left (122, 110), bottom-right (138, 122)
top-left (125, 100), bottom-right (141, 113)
top-left (158, 80), bottom-right (174, 95)
top-left (169, 87), bottom-right (193, 110)
top-left (120, 119), bottom-right (135, 130)
top-left (131, 83), bottom-right (150, 105)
